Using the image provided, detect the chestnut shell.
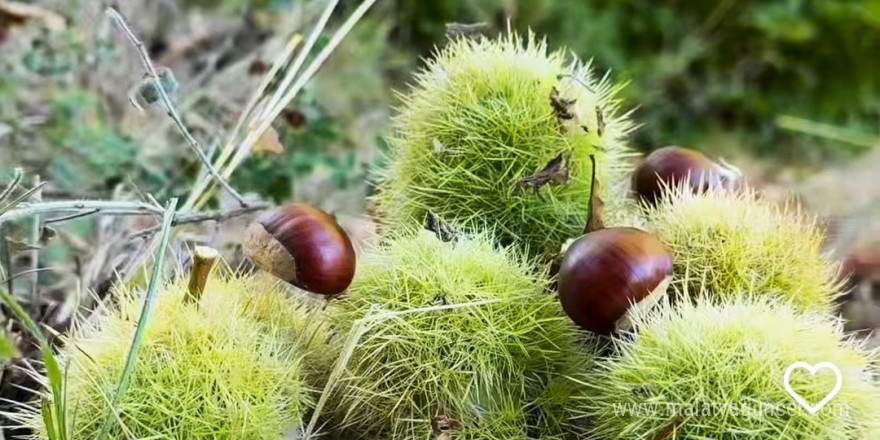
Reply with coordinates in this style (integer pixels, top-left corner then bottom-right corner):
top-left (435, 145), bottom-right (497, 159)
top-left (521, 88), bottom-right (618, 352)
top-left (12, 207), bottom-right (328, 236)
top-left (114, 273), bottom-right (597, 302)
top-left (558, 227), bottom-right (673, 334)
top-left (256, 204), bottom-right (356, 295)
top-left (632, 146), bottom-right (729, 205)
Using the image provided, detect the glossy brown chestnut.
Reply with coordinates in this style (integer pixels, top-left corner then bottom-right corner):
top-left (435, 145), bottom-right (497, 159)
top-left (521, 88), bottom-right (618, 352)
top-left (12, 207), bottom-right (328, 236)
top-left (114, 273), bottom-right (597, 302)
top-left (558, 227), bottom-right (673, 334)
top-left (244, 204), bottom-right (356, 295)
top-left (632, 145), bottom-right (741, 205)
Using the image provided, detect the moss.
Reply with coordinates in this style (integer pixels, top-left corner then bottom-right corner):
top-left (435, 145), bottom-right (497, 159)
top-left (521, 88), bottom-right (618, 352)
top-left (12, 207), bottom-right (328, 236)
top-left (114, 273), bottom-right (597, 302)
top-left (643, 184), bottom-right (840, 313)
top-left (323, 228), bottom-right (583, 439)
top-left (19, 269), bottom-right (314, 439)
top-left (371, 30), bottom-right (636, 260)
top-left (574, 297), bottom-right (880, 439)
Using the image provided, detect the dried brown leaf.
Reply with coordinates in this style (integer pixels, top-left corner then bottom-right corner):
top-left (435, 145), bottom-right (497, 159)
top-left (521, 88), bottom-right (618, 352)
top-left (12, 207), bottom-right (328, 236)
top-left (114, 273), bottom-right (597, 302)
top-left (550, 87), bottom-right (576, 120)
top-left (0, 1), bottom-right (65, 31)
top-left (425, 211), bottom-right (458, 242)
top-left (431, 414), bottom-right (462, 438)
top-left (254, 127), bottom-right (284, 155)
top-left (515, 153), bottom-right (570, 192)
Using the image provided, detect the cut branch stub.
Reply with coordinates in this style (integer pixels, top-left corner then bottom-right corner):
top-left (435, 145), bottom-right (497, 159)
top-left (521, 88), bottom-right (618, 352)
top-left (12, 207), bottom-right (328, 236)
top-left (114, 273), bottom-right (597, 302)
top-left (186, 245), bottom-right (219, 305)
top-left (585, 154), bottom-right (605, 233)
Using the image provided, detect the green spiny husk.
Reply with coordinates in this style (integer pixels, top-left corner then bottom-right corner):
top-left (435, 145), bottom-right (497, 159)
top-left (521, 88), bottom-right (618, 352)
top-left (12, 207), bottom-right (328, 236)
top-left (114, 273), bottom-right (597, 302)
top-left (643, 184), bottom-right (841, 314)
top-left (322, 227), bottom-right (586, 439)
top-left (574, 296), bottom-right (880, 439)
top-left (370, 30), bottom-right (637, 260)
top-left (15, 269), bottom-right (315, 439)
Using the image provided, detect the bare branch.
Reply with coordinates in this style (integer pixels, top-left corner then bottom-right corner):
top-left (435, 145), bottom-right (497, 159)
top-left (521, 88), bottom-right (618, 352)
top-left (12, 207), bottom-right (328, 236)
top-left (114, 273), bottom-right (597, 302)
top-left (29, 175), bottom-right (42, 311)
top-left (105, 7), bottom-right (248, 208)
top-left (0, 201), bottom-right (165, 225)
top-left (128, 203), bottom-right (270, 239)
top-left (44, 209), bottom-right (102, 225)
top-left (0, 181), bottom-right (47, 214)
top-left (0, 168), bottom-right (23, 205)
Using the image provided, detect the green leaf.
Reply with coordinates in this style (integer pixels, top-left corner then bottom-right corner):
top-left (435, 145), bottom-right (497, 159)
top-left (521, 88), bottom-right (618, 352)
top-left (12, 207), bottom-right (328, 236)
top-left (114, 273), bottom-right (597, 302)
top-left (0, 331), bottom-right (19, 360)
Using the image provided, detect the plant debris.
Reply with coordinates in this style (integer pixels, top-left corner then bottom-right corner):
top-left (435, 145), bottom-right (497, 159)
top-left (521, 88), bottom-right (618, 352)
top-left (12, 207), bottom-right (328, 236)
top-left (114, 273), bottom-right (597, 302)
top-left (550, 87), bottom-right (576, 120)
top-left (444, 22), bottom-right (491, 40)
top-left (584, 154), bottom-right (605, 233)
top-left (431, 414), bottom-right (462, 439)
top-left (515, 153), bottom-right (570, 192)
top-left (425, 211), bottom-right (458, 242)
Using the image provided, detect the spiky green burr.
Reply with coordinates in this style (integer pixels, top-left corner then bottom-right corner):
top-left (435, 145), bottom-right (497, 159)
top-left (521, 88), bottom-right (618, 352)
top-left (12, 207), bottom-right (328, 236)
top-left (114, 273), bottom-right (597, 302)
top-left (575, 297), bottom-right (880, 439)
top-left (370, 30), bottom-right (636, 260)
top-left (322, 228), bottom-right (584, 439)
top-left (15, 270), bottom-right (313, 439)
top-left (643, 184), bottom-right (841, 313)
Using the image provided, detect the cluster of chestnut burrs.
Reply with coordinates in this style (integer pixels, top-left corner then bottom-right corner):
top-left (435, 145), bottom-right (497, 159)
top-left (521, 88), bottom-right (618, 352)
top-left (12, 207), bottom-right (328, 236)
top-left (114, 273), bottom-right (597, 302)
top-left (241, 145), bottom-right (739, 337)
top-left (559, 146), bottom-right (741, 335)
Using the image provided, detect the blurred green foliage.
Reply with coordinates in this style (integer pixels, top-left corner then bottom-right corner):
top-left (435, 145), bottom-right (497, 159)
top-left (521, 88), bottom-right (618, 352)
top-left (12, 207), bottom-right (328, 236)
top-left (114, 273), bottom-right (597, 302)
top-left (230, 95), bottom-right (365, 203)
top-left (384, 0), bottom-right (880, 164)
top-left (0, 330), bottom-right (19, 362)
top-left (44, 91), bottom-right (141, 189)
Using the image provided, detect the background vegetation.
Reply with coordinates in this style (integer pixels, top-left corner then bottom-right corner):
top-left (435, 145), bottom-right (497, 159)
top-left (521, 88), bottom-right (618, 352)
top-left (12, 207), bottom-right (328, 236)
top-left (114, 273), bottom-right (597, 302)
top-left (2, 0), bottom-right (880, 437)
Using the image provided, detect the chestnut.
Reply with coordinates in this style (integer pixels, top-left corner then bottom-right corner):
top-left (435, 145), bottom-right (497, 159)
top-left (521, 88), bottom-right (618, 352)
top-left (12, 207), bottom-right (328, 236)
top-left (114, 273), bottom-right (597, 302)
top-left (632, 145), bottom-right (741, 205)
top-left (558, 227), bottom-right (673, 334)
top-left (244, 204), bottom-right (356, 295)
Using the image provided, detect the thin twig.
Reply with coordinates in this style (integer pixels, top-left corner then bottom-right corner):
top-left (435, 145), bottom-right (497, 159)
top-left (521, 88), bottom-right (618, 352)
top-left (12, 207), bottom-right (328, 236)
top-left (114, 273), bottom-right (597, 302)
top-left (226, 0), bottom-right (380, 183)
top-left (44, 209), bottom-right (102, 225)
top-left (0, 168), bottom-right (23, 205)
top-left (127, 203), bottom-right (269, 239)
top-left (0, 181), bottom-right (47, 215)
top-left (105, 7), bottom-right (248, 208)
top-left (0, 223), bottom-right (12, 296)
top-left (30, 175), bottom-right (42, 312)
top-left (0, 201), bottom-right (165, 226)
top-left (184, 0), bottom-right (380, 211)
top-left (1, 267), bottom-right (60, 285)
top-left (204, 34), bottom-right (303, 194)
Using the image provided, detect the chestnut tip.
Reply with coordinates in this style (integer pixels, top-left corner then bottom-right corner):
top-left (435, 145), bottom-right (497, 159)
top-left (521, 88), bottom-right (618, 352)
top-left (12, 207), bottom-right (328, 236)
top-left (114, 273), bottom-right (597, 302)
top-left (557, 227), bottom-right (673, 335)
top-left (244, 203), bottom-right (356, 296)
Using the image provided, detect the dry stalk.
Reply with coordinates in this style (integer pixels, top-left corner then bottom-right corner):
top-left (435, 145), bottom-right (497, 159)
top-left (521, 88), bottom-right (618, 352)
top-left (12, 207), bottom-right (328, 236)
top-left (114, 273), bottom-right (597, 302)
top-left (105, 7), bottom-right (248, 208)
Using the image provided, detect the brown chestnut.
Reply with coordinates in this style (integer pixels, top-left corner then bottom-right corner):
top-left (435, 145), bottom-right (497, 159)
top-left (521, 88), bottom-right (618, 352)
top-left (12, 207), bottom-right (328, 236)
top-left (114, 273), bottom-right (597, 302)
top-left (244, 204), bottom-right (356, 295)
top-left (632, 145), bottom-right (741, 205)
top-left (558, 227), bottom-right (673, 334)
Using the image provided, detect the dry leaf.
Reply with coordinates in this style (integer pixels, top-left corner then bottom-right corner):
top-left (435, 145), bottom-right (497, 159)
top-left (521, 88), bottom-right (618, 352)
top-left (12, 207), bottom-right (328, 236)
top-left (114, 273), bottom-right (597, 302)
top-left (550, 87), bottom-right (576, 120)
top-left (254, 127), bottom-right (284, 155)
top-left (444, 22), bottom-right (491, 40)
top-left (431, 414), bottom-right (462, 438)
top-left (595, 105), bottom-right (606, 137)
top-left (0, 1), bottom-right (66, 31)
top-left (425, 211), bottom-right (458, 242)
top-left (515, 153), bottom-right (570, 192)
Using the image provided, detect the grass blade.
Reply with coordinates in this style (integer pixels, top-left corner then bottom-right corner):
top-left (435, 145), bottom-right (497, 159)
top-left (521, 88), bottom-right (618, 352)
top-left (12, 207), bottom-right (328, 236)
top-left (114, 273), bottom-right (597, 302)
top-left (0, 330), bottom-right (19, 360)
top-left (96, 197), bottom-right (178, 440)
top-left (0, 286), bottom-right (69, 439)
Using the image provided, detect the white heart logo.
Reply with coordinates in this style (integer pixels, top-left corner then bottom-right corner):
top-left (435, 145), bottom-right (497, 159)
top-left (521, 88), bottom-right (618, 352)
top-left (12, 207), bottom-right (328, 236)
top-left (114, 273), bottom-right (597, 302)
top-left (783, 361), bottom-right (843, 415)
